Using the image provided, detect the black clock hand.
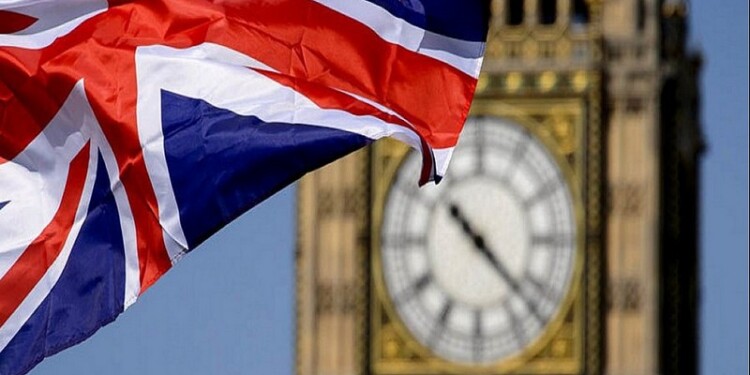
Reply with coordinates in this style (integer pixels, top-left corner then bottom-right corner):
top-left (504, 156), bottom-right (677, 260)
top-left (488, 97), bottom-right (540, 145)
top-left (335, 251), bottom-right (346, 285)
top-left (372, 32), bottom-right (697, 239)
top-left (448, 203), bottom-right (543, 322)
top-left (448, 203), bottom-right (515, 286)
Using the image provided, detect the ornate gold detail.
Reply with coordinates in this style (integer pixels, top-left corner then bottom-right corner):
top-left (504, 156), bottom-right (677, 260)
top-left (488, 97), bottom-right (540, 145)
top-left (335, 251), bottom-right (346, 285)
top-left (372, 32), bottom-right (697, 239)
top-left (551, 339), bottom-right (571, 358)
top-left (383, 338), bottom-right (400, 359)
top-left (548, 113), bottom-right (578, 156)
top-left (556, 38), bottom-right (572, 59)
top-left (480, 0), bottom-right (602, 73)
top-left (476, 73), bottom-right (490, 94)
top-left (475, 70), bottom-right (604, 97)
top-left (538, 71), bottom-right (558, 91)
top-left (538, 41), bottom-right (557, 59)
top-left (523, 39), bottom-right (539, 60)
top-left (368, 96), bottom-right (595, 374)
top-left (505, 72), bottom-right (524, 92)
top-left (571, 71), bottom-right (589, 92)
top-left (584, 71), bottom-right (604, 374)
top-left (485, 35), bottom-right (503, 58)
top-left (379, 322), bottom-right (421, 360)
top-left (524, 308), bottom-right (580, 366)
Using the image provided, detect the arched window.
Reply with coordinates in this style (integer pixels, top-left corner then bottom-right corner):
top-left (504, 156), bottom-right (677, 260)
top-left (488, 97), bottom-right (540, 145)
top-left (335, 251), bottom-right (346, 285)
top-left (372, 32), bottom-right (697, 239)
top-left (507, 0), bottom-right (524, 26)
top-left (636, 0), bottom-right (646, 31)
top-left (539, 0), bottom-right (557, 25)
top-left (572, 0), bottom-right (590, 25)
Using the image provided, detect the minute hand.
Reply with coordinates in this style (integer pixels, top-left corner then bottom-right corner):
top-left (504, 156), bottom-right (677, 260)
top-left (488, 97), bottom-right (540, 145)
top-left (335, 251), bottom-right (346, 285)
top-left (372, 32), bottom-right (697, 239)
top-left (448, 203), bottom-right (542, 322)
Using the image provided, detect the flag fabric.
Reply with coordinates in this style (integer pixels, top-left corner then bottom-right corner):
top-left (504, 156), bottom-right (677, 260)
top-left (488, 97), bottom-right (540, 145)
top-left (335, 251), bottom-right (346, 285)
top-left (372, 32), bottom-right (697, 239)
top-left (0, 1), bottom-right (490, 373)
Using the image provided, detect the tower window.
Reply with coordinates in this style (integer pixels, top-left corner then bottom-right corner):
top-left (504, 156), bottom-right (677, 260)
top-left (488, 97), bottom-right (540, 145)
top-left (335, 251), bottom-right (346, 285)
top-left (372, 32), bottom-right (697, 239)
top-left (636, 0), bottom-right (646, 31)
top-left (539, 0), bottom-right (557, 25)
top-left (507, 0), bottom-right (524, 26)
top-left (572, 0), bottom-right (590, 25)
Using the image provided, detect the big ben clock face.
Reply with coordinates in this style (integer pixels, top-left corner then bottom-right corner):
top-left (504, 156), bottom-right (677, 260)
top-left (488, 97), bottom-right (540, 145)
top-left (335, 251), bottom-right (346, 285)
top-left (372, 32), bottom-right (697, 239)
top-left (379, 116), bottom-right (578, 365)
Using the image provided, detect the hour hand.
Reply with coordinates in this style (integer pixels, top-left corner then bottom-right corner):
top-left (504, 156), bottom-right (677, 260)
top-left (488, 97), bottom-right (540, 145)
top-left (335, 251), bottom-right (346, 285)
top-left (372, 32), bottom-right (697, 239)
top-left (448, 203), bottom-right (486, 250)
top-left (448, 203), bottom-right (512, 285)
top-left (448, 203), bottom-right (543, 321)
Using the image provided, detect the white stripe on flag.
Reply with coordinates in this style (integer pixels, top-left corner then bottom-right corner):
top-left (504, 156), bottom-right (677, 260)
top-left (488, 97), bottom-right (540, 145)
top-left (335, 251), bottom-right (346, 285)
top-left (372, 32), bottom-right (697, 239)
top-left (135, 43), bottom-right (278, 262)
top-left (88, 115), bottom-right (141, 308)
top-left (314, 0), bottom-right (483, 77)
top-left (0, 81), bottom-right (92, 280)
top-left (0, 140), bottom-right (98, 353)
top-left (0, 0), bottom-right (107, 49)
top-left (433, 147), bottom-right (455, 178)
top-left (135, 43), bottom-right (428, 259)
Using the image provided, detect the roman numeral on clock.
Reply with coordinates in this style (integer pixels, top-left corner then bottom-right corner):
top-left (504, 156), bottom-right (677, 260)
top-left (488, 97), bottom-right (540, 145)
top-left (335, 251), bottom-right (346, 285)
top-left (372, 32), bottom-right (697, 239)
top-left (472, 309), bottom-right (484, 361)
top-left (383, 233), bottom-right (426, 249)
top-left (504, 300), bottom-right (528, 348)
top-left (501, 134), bottom-right (531, 181)
top-left (531, 232), bottom-right (572, 248)
top-left (428, 298), bottom-right (454, 347)
top-left (394, 182), bottom-right (432, 208)
top-left (395, 272), bottom-right (432, 304)
top-left (524, 273), bottom-right (560, 305)
top-left (474, 122), bottom-right (486, 174)
top-left (523, 178), bottom-right (562, 209)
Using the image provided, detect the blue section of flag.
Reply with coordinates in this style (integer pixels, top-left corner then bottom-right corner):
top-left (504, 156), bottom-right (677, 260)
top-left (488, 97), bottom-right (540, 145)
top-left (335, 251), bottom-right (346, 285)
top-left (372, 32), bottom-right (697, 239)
top-left (160, 90), bottom-right (372, 249)
top-left (0, 153), bottom-right (125, 375)
top-left (363, 0), bottom-right (491, 42)
top-left (0, 201), bottom-right (8, 211)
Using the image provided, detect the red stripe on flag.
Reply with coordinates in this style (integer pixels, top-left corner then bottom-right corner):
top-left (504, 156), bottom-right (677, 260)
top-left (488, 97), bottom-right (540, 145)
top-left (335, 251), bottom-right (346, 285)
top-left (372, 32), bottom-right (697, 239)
top-left (254, 69), bottom-right (414, 129)
top-left (0, 10), bottom-right (37, 34)
top-left (0, 8), bottom-right (174, 291)
top-left (0, 143), bottom-right (90, 328)
top-left (80, 45), bottom-right (174, 293)
top-left (204, 0), bottom-right (477, 149)
top-left (0, 67), bottom-right (76, 165)
top-left (1, 0), bottom-right (475, 162)
top-left (256, 68), bottom-right (438, 184)
top-left (0, 0), bottom-right (476, 294)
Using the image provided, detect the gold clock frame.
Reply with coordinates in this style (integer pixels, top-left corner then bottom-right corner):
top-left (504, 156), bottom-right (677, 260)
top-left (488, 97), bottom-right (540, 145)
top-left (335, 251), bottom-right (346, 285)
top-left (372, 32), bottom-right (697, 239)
top-left (369, 72), bottom-right (604, 375)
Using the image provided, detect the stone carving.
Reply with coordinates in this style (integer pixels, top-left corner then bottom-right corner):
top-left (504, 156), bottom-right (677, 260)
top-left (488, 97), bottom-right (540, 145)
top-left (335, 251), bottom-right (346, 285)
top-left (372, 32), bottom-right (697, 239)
top-left (315, 282), bottom-right (358, 314)
top-left (608, 182), bottom-right (644, 216)
top-left (607, 278), bottom-right (643, 312)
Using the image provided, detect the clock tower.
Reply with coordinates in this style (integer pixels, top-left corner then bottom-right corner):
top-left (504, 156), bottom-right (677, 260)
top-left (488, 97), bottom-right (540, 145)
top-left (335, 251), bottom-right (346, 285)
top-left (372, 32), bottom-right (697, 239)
top-left (295, 0), bottom-right (702, 374)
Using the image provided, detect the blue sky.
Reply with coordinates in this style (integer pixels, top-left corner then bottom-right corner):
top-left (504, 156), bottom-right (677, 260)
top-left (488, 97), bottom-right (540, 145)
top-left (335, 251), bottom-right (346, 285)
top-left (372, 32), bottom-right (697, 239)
top-left (689, 1), bottom-right (749, 374)
top-left (32, 2), bottom-right (748, 374)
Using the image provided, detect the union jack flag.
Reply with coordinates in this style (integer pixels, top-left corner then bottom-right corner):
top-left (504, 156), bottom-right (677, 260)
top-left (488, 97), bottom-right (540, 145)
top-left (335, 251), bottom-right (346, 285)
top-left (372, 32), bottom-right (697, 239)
top-left (0, 1), bottom-right (490, 373)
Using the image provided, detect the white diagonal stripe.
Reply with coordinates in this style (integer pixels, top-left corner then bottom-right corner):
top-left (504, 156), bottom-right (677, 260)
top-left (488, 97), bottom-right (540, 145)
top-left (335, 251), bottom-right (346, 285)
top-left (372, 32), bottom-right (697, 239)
top-left (0, 0), bottom-right (107, 49)
top-left (0, 81), bottom-right (92, 280)
top-left (0, 140), bottom-right (98, 353)
top-left (314, 0), bottom-right (484, 77)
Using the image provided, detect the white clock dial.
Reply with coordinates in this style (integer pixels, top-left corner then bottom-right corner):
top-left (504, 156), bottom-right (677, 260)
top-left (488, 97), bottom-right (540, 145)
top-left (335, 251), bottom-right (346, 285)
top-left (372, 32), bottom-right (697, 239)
top-left (380, 117), bottom-right (577, 365)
